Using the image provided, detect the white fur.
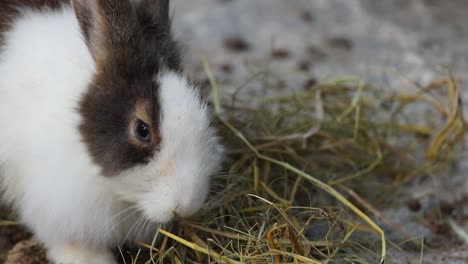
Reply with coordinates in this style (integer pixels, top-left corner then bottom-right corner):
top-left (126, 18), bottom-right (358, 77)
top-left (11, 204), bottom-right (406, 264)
top-left (0, 5), bottom-right (221, 264)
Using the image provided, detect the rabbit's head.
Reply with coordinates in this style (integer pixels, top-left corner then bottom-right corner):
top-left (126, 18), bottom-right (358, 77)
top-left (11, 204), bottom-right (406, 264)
top-left (74, 0), bottom-right (223, 223)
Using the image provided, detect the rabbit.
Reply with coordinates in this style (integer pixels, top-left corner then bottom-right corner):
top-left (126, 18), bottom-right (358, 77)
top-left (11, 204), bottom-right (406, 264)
top-left (0, 0), bottom-right (223, 263)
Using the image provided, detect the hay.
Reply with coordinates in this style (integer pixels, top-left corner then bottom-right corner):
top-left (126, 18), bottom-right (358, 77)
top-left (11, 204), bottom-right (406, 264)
top-left (139, 65), bottom-right (464, 263)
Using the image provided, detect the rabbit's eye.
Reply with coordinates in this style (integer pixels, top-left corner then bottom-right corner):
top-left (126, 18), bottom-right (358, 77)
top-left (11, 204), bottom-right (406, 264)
top-left (135, 119), bottom-right (151, 143)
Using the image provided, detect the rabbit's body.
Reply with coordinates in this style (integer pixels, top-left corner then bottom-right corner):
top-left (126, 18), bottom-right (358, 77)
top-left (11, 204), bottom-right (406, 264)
top-left (0, 4), bottom-right (119, 242)
top-left (0, 1), bottom-right (222, 263)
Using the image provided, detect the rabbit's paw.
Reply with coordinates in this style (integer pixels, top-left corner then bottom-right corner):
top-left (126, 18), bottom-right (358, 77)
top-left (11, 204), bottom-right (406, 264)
top-left (48, 244), bottom-right (116, 264)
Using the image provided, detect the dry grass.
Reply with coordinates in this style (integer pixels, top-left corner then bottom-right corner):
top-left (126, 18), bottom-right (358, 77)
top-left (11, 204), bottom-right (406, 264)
top-left (122, 64), bottom-right (466, 264)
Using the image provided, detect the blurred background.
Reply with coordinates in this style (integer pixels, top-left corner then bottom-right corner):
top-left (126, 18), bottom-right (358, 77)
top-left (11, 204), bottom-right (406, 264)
top-left (172, 0), bottom-right (468, 94)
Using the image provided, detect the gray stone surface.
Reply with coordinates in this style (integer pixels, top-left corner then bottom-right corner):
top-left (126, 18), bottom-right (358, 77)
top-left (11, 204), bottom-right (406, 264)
top-left (172, 0), bottom-right (468, 89)
top-left (170, 0), bottom-right (468, 263)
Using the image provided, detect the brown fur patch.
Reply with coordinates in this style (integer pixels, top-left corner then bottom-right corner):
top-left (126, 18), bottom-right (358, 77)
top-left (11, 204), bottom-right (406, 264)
top-left (72, 0), bottom-right (139, 60)
top-left (77, 0), bottom-right (181, 176)
top-left (134, 100), bottom-right (151, 125)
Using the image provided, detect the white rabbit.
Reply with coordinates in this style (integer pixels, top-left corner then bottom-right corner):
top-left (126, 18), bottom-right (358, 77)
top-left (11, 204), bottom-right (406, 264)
top-left (0, 0), bottom-right (223, 263)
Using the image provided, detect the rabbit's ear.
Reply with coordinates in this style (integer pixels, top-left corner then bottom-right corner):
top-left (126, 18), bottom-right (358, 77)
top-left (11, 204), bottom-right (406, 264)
top-left (137, 0), bottom-right (171, 34)
top-left (134, 0), bottom-right (181, 70)
top-left (71, 0), bottom-right (139, 60)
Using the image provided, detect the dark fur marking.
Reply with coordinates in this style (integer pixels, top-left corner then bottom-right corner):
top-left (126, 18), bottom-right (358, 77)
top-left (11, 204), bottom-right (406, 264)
top-left (136, 0), bottom-right (181, 71)
top-left (77, 0), bottom-right (182, 176)
top-left (72, 0), bottom-right (140, 60)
